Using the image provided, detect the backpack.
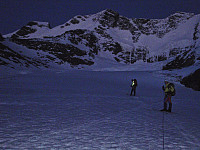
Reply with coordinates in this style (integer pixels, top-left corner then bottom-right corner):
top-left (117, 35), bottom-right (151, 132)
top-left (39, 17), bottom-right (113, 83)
top-left (134, 79), bottom-right (138, 86)
top-left (169, 83), bottom-right (176, 96)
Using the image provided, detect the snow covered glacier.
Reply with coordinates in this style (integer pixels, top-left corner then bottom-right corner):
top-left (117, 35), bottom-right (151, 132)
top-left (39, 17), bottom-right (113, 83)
top-left (0, 69), bottom-right (200, 149)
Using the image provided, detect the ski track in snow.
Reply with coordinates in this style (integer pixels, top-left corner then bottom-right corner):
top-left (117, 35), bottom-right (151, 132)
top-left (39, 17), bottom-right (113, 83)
top-left (0, 70), bottom-right (200, 149)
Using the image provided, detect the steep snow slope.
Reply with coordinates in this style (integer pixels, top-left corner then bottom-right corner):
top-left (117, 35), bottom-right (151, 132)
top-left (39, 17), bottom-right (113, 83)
top-left (136, 14), bottom-right (200, 58)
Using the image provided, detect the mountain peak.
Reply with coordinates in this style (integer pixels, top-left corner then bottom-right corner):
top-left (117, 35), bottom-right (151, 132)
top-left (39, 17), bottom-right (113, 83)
top-left (98, 9), bottom-right (119, 17)
top-left (27, 21), bottom-right (51, 29)
top-left (103, 9), bottom-right (118, 14)
top-left (10, 21), bottom-right (51, 39)
top-left (168, 11), bottom-right (194, 20)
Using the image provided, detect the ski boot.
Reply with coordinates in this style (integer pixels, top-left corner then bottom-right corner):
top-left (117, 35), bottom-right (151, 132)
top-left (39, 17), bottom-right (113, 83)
top-left (160, 102), bottom-right (167, 111)
top-left (167, 103), bottom-right (172, 112)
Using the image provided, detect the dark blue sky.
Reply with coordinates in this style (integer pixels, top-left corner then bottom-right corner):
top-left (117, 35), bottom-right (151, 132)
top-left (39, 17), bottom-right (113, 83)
top-left (0, 0), bottom-right (200, 35)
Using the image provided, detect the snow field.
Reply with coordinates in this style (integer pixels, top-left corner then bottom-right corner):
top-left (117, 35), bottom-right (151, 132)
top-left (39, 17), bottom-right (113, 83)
top-left (0, 70), bottom-right (200, 149)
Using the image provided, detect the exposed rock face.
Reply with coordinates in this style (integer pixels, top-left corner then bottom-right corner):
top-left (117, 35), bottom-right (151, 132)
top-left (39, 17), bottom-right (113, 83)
top-left (11, 21), bottom-right (51, 39)
top-left (54, 29), bottom-right (100, 56)
top-left (163, 49), bottom-right (196, 70)
top-left (0, 42), bottom-right (49, 68)
top-left (11, 38), bottom-right (94, 66)
top-left (0, 33), bottom-right (4, 41)
top-left (181, 69), bottom-right (200, 91)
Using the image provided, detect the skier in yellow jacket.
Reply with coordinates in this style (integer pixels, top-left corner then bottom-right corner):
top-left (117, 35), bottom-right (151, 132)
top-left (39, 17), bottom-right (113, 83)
top-left (160, 80), bottom-right (175, 112)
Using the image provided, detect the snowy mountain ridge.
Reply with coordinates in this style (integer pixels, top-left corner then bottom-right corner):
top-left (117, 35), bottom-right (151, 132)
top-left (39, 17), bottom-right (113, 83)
top-left (1, 9), bottom-right (200, 82)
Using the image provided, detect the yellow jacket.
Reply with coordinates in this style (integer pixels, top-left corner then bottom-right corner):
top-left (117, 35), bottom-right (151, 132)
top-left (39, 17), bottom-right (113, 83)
top-left (164, 83), bottom-right (174, 94)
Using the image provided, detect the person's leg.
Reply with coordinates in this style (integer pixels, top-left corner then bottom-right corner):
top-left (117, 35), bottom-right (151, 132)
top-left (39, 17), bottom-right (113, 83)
top-left (161, 95), bottom-right (168, 111)
top-left (134, 87), bottom-right (136, 96)
top-left (167, 96), bottom-right (172, 112)
top-left (130, 88), bottom-right (133, 96)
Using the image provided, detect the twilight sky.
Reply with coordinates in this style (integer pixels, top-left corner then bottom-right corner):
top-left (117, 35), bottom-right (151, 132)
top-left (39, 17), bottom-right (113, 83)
top-left (0, 0), bottom-right (200, 35)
